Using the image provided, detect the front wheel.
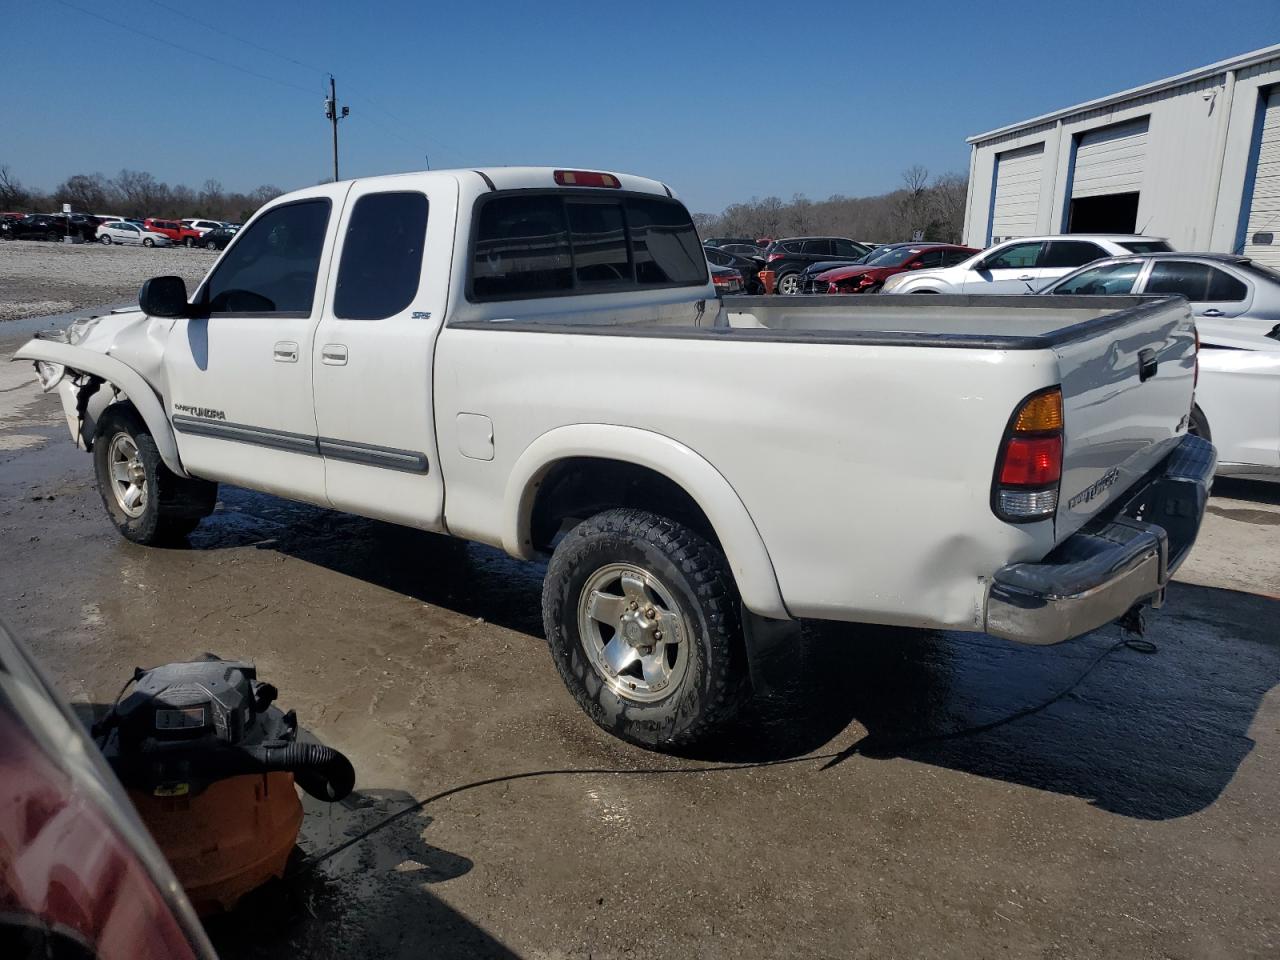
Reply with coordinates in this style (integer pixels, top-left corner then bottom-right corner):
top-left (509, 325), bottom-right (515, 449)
top-left (46, 230), bottom-right (61, 242)
top-left (205, 239), bottom-right (218, 250)
top-left (142, 237), bottom-right (155, 247)
top-left (543, 508), bottom-right (747, 750)
top-left (184, 237), bottom-right (194, 247)
top-left (93, 405), bottom-right (218, 544)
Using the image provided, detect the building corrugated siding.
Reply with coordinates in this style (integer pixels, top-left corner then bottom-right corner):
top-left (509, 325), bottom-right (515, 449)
top-left (1070, 117), bottom-right (1150, 198)
top-left (1243, 87), bottom-right (1280, 268)
top-left (990, 143), bottom-right (1044, 240)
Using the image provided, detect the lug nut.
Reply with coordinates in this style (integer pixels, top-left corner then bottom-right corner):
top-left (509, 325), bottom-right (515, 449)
top-left (645, 607), bottom-right (656, 619)
top-left (629, 600), bottom-right (638, 610)
top-left (653, 631), bottom-right (663, 641)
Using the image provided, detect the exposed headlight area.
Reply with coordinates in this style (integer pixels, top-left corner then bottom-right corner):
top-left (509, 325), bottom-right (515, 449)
top-left (67, 315), bottom-right (102, 345)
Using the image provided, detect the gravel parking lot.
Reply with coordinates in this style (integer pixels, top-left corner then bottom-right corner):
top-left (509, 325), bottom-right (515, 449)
top-left (0, 291), bottom-right (1277, 958)
top-left (0, 240), bottom-right (216, 322)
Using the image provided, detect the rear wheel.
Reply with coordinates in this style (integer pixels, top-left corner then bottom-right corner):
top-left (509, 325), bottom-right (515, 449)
top-left (46, 230), bottom-right (61, 242)
top-left (775, 272), bottom-right (802, 296)
top-left (92, 405), bottom-right (217, 545)
top-left (184, 237), bottom-right (194, 247)
top-left (100, 235), bottom-right (112, 244)
top-left (543, 508), bottom-right (747, 750)
top-left (1188, 404), bottom-right (1211, 442)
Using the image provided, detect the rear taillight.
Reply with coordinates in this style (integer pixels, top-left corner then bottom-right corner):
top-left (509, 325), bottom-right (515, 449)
top-left (993, 386), bottom-right (1063, 522)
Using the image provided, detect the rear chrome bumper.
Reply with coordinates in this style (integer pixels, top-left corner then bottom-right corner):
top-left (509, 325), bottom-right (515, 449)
top-left (985, 434), bottom-right (1215, 645)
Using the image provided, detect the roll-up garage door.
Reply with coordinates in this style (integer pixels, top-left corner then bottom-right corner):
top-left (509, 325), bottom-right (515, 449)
top-left (1070, 117), bottom-right (1149, 198)
top-left (1243, 87), bottom-right (1280, 269)
top-left (989, 143), bottom-right (1044, 241)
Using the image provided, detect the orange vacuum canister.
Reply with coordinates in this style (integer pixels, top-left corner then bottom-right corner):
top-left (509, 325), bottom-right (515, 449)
top-left (97, 656), bottom-right (355, 916)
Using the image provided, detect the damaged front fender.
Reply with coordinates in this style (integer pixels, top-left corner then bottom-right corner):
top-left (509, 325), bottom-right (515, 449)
top-left (11, 339), bottom-right (188, 478)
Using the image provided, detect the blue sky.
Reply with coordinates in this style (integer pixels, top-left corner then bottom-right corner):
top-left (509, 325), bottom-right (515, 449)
top-left (8, 0), bottom-right (1279, 214)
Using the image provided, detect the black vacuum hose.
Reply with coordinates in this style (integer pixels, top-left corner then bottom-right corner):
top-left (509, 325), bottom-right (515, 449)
top-left (248, 742), bottom-right (356, 802)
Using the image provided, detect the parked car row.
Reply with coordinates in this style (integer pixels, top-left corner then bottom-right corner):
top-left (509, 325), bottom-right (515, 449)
top-left (0, 211), bottom-right (240, 248)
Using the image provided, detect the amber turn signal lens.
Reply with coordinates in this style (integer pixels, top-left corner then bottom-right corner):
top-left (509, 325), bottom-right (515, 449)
top-left (1013, 388), bottom-right (1063, 433)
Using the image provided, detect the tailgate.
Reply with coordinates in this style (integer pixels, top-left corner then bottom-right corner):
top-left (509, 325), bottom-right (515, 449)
top-left (1054, 296), bottom-right (1197, 538)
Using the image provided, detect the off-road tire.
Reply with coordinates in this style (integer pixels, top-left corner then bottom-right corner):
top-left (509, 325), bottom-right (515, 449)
top-left (543, 508), bottom-right (747, 750)
top-left (1188, 404), bottom-right (1211, 441)
top-left (93, 404), bottom-right (217, 545)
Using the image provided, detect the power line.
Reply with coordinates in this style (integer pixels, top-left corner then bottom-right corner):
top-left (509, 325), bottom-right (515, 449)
top-left (140, 0), bottom-right (328, 79)
top-left (50, 0), bottom-right (318, 98)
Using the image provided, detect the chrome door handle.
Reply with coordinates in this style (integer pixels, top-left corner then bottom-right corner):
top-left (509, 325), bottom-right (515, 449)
top-left (273, 341), bottom-right (298, 363)
top-left (321, 344), bottom-right (348, 366)
top-left (1017, 274), bottom-right (1035, 281)
top-left (1201, 309), bottom-right (1224, 317)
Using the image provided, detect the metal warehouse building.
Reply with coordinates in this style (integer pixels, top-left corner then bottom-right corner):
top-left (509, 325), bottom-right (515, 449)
top-left (962, 44), bottom-right (1280, 267)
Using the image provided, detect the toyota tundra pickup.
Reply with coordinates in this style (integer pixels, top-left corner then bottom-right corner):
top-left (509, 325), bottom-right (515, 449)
top-left (15, 167), bottom-right (1215, 750)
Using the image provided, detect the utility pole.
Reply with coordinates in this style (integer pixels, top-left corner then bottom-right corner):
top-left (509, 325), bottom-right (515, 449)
top-left (324, 75), bottom-right (350, 182)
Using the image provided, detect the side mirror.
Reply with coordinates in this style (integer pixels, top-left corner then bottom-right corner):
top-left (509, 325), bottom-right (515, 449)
top-left (138, 276), bottom-right (190, 318)
top-left (1267, 323), bottom-right (1280, 342)
top-left (909, 261), bottom-right (925, 269)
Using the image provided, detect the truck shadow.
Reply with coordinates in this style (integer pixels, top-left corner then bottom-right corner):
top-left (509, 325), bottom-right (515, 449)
top-left (723, 581), bottom-right (1279, 820)
top-left (204, 788), bottom-right (513, 960)
top-left (190, 488), bottom-right (1278, 822)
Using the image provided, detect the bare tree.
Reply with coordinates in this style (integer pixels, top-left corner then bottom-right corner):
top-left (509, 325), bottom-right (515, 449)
top-left (0, 164), bottom-right (28, 209)
top-left (55, 173), bottom-right (111, 213)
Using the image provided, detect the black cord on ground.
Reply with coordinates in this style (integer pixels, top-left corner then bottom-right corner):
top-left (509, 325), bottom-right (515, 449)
top-left (291, 627), bottom-right (1157, 876)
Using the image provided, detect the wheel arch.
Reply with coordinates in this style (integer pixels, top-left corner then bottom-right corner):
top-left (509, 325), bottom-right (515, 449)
top-left (504, 424), bottom-right (789, 620)
top-left (12, 340), bottom-right (188, 477)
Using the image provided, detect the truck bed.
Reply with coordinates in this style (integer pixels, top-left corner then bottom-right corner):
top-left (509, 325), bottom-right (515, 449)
top-left (455, 294), bottom-right (1178, 351)
top-left (716, 294), bottom-right (1165, 347)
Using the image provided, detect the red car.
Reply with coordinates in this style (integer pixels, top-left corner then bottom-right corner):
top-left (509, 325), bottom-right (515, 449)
top-left (815, 243), bottom-right (979, 294)
top-left (142, 218), bottom-right (202, 246)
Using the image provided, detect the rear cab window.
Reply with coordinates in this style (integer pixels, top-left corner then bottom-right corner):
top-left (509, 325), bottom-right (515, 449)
top-left (468, 191), bottom-right (706, 302)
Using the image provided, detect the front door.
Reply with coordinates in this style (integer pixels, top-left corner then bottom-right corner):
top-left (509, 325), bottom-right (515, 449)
top-left (311, 177), bottom-right (455, 530)
top-left (163, 187), bottom-right (347, 504)
top-left (964, 240), bottom-right (1045, 293)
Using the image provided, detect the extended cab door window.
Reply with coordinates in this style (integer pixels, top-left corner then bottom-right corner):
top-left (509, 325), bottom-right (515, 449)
top-left (202, 199), bottom-right (330, 316)
top-left (333, 192), bottom-right (429, 320)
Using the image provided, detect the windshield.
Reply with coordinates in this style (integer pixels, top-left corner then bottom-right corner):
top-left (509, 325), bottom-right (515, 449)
top-left (864, 246), bottom-right (921, 267)
top-left (1119, 240), bottom-right (1172, 254)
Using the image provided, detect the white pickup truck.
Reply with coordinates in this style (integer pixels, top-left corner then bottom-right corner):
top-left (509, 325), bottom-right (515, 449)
top-left (16, 167), bottom-right (1215, 750)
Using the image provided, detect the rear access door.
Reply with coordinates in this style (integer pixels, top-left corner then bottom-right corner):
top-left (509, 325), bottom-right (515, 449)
top-left (310, 175), bottom-right (458, 530)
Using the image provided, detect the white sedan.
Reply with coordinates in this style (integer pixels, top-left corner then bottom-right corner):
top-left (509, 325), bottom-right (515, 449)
top-left (97, 222), bottom-right (173, 247)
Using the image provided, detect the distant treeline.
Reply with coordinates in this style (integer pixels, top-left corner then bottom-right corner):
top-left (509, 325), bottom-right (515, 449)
top-left (0, 163), bottom-right (282, 222)
top-left (693, 167), bottom-right (968, 244)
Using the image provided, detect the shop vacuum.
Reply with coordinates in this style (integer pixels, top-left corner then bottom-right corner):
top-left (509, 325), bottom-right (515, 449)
top-left (94, 655), bottom-right (355, 916)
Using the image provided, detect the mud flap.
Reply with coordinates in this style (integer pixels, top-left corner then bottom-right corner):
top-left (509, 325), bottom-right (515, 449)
top-left (741, 606), bottom-right (801, 694)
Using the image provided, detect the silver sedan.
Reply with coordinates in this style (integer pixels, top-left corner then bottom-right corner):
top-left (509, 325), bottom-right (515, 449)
top-left (1042, 252), bottom-right (1280, 482)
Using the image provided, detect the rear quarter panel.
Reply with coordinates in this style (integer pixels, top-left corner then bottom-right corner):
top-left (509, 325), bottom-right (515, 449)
top-left (434, 326), bottom-right (1062, 630)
